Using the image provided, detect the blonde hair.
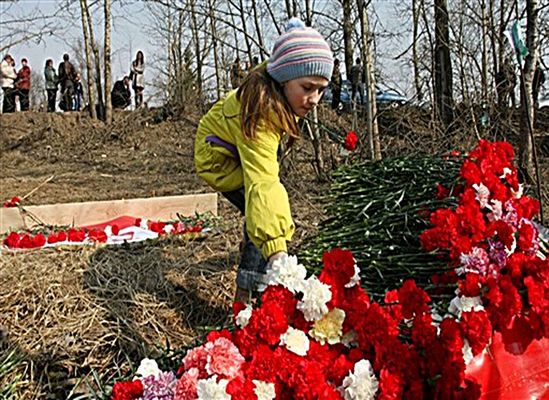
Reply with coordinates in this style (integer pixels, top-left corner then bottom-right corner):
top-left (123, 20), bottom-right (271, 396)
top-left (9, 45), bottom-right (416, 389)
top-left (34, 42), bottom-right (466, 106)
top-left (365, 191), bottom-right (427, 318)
top-left (237, 65), bottom-right (300, 141)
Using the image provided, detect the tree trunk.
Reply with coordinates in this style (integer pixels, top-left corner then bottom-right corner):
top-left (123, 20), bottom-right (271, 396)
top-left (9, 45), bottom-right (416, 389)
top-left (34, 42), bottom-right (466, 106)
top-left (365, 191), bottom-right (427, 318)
top-left (412, 0), bottom-right (422, 101)
top-left (304, 0), bottom-right (312, 26)
top-left (85, 2), bottom-right (104, 120)
top-left (358, 0), bottom-right (380, 160)
top-left (284, 0), bottom-right (292, 19)
top-left (481, 0), bottom-right (488, 102)
top-left (79, 0), bottom-right (97, 119)
top-left (342, 0), bottom-right (353, 79)
top-left (104, 0), bottom-right (112, 124)
top-left (207, 0), bottom-right (221, 99)
top-left (434, 0), bottom-right (454, 131)
top-left (190, 0), bottom-right (203, 97)
top-left (519, 0), bottom-right (540, 184)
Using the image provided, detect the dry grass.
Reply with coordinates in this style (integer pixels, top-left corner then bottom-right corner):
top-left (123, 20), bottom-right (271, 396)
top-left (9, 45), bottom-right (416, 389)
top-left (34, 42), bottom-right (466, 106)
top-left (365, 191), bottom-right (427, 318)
top-left (0, 227), bottom-right (242, 398)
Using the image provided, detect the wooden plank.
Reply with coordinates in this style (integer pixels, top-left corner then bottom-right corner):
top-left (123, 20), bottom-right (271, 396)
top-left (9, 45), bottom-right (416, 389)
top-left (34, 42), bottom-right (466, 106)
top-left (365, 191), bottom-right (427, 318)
top-left (0, 207), bottom-right (26, 233)
top-left (0, 193), bottom-right (217, 233)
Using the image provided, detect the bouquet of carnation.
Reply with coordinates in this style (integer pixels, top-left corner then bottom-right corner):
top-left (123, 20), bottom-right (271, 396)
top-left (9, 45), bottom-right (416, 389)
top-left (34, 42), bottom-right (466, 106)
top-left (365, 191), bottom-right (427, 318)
top-left (111, 248), bottom-right (491, 400)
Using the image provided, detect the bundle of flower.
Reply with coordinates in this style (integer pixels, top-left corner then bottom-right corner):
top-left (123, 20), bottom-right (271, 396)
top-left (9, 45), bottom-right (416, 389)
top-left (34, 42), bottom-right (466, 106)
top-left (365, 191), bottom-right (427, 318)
top-left (3, 196), bottom-right (21, 208)
top-left (299, 153), bottom-right (462, 301)
top-left (2, 215), bottom-right (209, 250)
top-left (420, 139), bottom-right (548, 352)
top-left (109, 248), bottom-right (489, 400)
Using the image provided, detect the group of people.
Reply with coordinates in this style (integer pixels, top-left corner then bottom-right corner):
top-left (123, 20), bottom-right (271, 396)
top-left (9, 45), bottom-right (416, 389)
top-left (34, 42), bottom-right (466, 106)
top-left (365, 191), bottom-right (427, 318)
top-left (1, 54), bottom-right (32, 113)
top-left (43, 53), bottom-right (84, 113)
top-left (111, 51), bottom-right (145, 110)
top-left (0, 50), bottom-right (146, 113)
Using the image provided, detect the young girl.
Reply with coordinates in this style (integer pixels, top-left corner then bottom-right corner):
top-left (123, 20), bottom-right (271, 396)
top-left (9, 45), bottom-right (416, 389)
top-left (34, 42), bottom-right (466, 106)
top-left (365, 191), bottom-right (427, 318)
top-left (130, 51), bottom-right (145, 108)
top-left (194, 19), bottom-right (333, 302)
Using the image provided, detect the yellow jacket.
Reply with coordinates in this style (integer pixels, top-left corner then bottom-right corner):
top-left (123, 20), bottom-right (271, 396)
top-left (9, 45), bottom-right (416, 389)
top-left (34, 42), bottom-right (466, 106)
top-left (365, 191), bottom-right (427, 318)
top-left (194, 89), bottom-right (295, 259)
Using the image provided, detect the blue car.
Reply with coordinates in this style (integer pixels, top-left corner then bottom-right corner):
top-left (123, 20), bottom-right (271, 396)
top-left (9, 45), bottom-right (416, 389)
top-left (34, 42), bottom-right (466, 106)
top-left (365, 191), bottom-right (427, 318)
top-left (323, 79), bottom-right (408, 110)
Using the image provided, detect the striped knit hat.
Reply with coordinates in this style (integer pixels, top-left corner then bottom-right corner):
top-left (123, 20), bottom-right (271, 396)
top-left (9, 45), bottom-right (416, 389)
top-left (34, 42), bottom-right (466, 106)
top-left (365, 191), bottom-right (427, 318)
top-left (267, 18), bottom-right (334, 83)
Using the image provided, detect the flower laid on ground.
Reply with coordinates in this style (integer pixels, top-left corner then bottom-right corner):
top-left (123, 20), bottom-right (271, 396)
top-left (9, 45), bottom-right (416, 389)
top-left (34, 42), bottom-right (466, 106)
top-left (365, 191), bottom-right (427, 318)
top-left (2, 216), bottom-right (208, 250)
top-left (3, 196), bottom-right (21, 207)
top-left (420, 139), bottom-right (548, 353)
top-left (344, 131), bottom-right (358, 151)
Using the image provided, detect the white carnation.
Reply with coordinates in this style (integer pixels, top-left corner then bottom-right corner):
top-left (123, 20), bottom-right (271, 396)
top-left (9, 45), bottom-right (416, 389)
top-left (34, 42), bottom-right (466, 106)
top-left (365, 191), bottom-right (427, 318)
top-left (235, 304), bottom-right (253, 328)
top-left (280, 326), bottom-right (310, 356)
top-left (297, 276), bottom-right (332, 321)
top-left (338, 359), bottom-right (379, 400)
top-left (253, 380), bottom-right (276, 400)
top-left (448, 295), bottom-right (484, 318)
top-left (197, 376), bottom-right (231, 400)
top-left (263, 254), bottom-right (307, 293)
top-left (135, 358), bottom-right (161, 379)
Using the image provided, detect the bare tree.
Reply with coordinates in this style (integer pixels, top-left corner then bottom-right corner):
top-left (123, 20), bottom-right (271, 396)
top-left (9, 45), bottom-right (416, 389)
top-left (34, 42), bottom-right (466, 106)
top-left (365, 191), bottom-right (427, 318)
top-left (79, 0), bottom-right (97, 119)
top-left (342, 0), bottom-right (354, 78)
top-left (434, 0), bottom-right (454, 131)
top-left (519, 0), bottom-right (541, 184)
top-left (104, 0), bottom-right (113, 123)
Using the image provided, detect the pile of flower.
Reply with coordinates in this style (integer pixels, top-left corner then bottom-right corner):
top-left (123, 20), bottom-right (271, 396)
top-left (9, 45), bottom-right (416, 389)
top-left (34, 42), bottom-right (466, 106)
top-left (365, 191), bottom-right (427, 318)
top-left (111, 249), bottom-right (488, 400)
top-left (3, 217), bottom-right (206, 250)
top-left (108, 140), bottom-right (547, 399)
top-left (420, 139), bottom-right (548, 352)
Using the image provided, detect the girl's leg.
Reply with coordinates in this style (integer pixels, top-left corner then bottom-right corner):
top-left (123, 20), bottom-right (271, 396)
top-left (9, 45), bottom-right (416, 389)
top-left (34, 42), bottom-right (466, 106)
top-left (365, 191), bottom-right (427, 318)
top-left (221, 189), bottom-right (267, 301)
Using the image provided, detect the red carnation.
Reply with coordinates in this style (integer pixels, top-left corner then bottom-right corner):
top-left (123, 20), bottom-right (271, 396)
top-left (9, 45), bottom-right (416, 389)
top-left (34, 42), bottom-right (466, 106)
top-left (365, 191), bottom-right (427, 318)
top-left (31, 233), bottom-right (46, 248)
top-left (398, 279), bottom-right (431, 319)
top-left (378, 368), bottom-right (404, 400)
top-left (517, 222), bottom-right (536, 252)
top-left (458, 273), bottom-right (481, 297)
top-left (459, 310), bottom-right (492, 356)
top-left (344, 130), bottom-right (358, 151)
top-left (68, 228), bottom-right (86, 242)
top-left (4, 232), bottom-right (21, 248)
top-left (247, 301), bottom-right (288, 346)
top-left (111, 379), bottom-right (143, 400)
top-left (3, 196), bottom-right (21, 207)
top-left (226, 376), bottom-right (256, 400)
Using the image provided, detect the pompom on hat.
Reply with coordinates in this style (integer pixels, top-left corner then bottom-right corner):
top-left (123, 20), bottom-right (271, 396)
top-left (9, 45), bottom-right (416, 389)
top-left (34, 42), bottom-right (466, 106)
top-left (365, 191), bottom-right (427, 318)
top-left (267, 18), bottom-right (334, 83)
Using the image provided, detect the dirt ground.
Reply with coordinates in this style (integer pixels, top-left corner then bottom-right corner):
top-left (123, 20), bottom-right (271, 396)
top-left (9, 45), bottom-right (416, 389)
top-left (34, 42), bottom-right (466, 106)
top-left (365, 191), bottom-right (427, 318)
top-left (0, 105), bottom-right (547, 398)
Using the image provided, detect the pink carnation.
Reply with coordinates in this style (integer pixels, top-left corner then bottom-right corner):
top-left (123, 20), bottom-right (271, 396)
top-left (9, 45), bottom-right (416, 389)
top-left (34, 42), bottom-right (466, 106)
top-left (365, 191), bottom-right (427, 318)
top-left (174, 367), bottom-right (200, 399)
top-left (182, 346), bottom-right (208, 378)
top-left (205, 337), bottom-right (245, 380)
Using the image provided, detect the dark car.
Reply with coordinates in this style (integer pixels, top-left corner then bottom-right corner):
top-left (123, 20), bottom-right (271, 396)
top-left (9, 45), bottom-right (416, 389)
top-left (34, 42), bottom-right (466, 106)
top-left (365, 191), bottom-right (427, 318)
top-left (323, 79), bottom-right (408, 110)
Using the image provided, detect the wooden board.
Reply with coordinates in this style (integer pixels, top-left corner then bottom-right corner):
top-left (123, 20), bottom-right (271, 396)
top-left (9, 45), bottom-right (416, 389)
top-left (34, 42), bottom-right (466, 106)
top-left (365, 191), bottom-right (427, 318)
top-left (0, 193), bottom-right (217, 233)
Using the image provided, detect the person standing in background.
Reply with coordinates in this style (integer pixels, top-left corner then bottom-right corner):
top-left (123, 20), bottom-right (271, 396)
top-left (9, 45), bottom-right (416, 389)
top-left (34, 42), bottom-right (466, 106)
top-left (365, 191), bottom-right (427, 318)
top-left (130, 51), bottom-right (145, 108)
top-left (350, 57), bottom-right (364, 105)
top-left (330, 58), bottom-right (342, 110)
top-left (1, 54), bottom-right (18, 113)
top-left (16, 58), bottom-right (32, 111)
top-left (58, 53), bottom-right (77, 111)
top-left (44, 59), bottom-right (58, 112)
top-left (73, 72), bottom-right (84, 111)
